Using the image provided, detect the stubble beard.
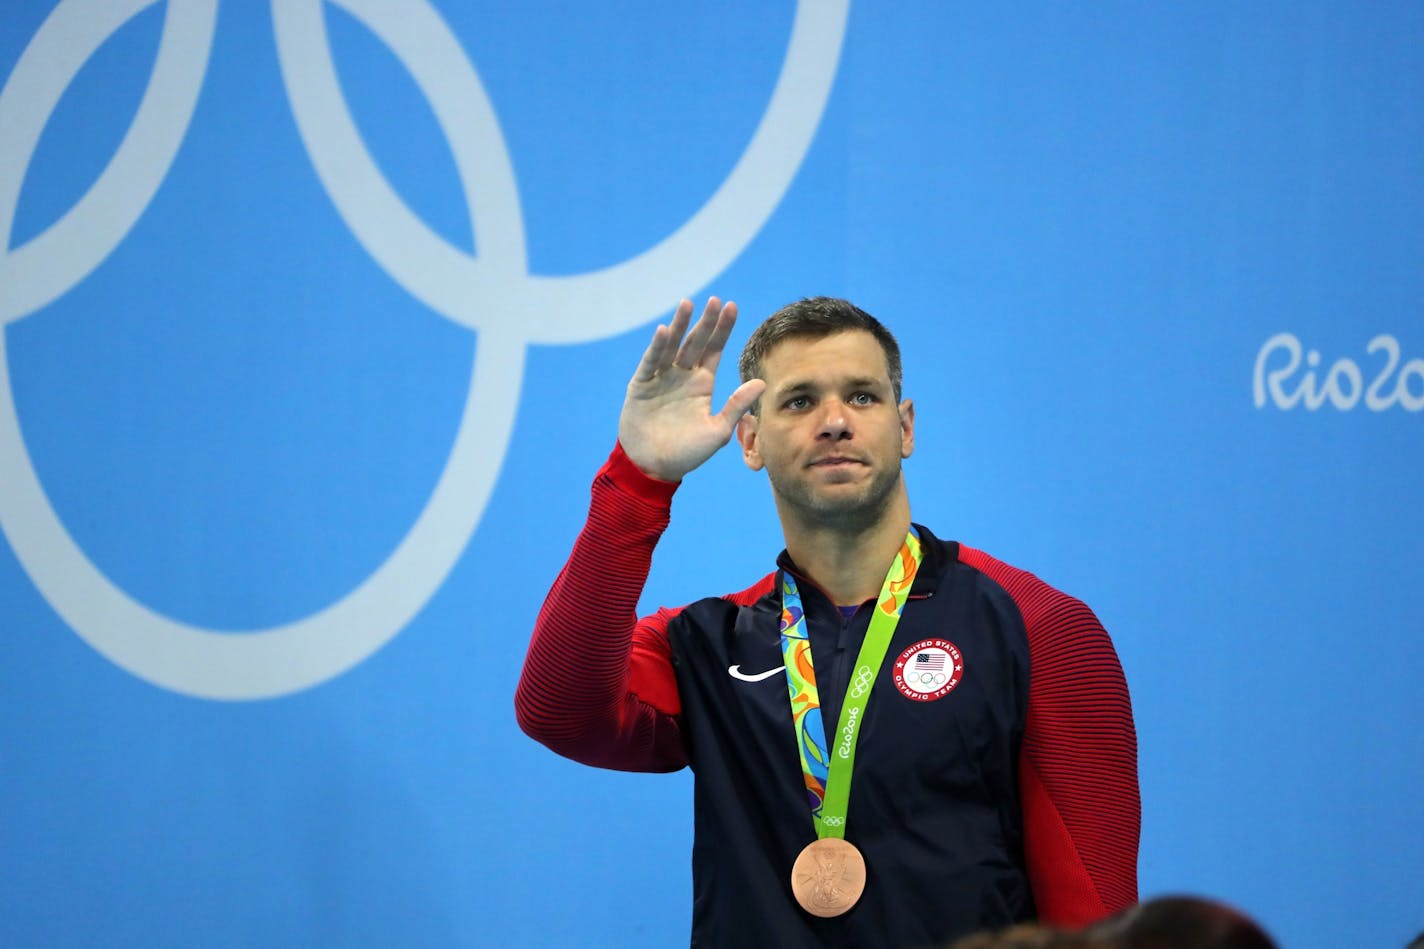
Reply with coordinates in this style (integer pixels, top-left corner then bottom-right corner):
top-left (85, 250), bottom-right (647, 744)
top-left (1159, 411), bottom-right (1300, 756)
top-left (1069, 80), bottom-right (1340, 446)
top-left (769, 461), bottom-right (905, 535)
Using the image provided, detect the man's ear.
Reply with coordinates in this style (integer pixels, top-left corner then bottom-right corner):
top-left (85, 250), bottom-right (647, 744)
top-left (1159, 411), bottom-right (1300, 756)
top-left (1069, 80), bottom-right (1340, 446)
top-left (736, 413), bottom-right (764, 471)
top-left (899, 399), bottom-right (915, 459)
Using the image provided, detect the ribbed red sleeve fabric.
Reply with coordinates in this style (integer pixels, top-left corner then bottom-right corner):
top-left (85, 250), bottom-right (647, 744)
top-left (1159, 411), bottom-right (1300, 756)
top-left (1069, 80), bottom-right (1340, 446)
top-left (959, 546), bottom-right (1141, 926)
top-left (514, 443), bottom-right (689, 772)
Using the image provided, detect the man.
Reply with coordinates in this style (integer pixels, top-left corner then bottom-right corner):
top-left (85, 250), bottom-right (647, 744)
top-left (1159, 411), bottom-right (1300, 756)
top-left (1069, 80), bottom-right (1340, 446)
top-left (516, 296), bottom-right (1139, 946)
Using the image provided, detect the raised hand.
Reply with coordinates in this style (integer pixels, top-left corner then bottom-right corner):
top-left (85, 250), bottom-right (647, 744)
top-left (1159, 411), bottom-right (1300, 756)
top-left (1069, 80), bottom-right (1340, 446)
top-left (618, 297), bottom-right (767, 483)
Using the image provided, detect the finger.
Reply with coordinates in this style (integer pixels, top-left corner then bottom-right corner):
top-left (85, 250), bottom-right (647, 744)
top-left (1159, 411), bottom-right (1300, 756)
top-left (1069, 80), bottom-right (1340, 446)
top-left (672, 297), bottom-right (722, 370)
top-left (698, 300), bottom-right (739, 376)
top-left (632, 300), bottom-right (693, 382)
top-left (630, 323), bottom-right (673, 383)
top-left (715, 378), bottom-right (767, 427)
top-left (664, 298), bottom-right (694, 353)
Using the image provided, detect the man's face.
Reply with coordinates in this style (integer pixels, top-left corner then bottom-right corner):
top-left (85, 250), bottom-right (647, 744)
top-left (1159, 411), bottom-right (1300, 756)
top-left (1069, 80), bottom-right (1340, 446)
top-left (736, 330), bottom-right (914, 530)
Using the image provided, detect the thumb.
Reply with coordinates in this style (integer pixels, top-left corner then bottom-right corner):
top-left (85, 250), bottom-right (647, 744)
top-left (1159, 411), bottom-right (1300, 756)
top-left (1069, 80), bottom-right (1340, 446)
top-left (716, 379), bottom-right (767, 427)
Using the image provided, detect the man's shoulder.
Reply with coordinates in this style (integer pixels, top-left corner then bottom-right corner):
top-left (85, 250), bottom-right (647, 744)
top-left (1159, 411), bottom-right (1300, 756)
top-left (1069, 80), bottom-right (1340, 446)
top-left (949, 543), bottom-right (1117, 667)
top-left (956, 544), bottom-right (1055, 592)
top-left (721, 571), bottom-right (778, 608)
top-left (952, 542), bottom-right (1090, 631)
top-left (641, 571), bottom-right (777, 637)
top-left (692, 571), bottom-right (778, 616)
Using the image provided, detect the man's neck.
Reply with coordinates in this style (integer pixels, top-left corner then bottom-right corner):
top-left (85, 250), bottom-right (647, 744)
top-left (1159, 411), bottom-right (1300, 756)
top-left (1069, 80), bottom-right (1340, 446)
top-left (780, 494), bottom-right (913, 608)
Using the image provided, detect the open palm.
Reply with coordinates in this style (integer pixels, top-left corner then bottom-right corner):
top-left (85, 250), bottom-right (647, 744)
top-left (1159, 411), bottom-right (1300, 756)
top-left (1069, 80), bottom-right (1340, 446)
top-left (619, 298), bottom-right (766, 483)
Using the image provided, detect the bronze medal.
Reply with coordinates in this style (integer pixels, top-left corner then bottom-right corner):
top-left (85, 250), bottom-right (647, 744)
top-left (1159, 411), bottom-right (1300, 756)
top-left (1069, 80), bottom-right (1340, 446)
top-left (790, 837), bottom-right (866, 917)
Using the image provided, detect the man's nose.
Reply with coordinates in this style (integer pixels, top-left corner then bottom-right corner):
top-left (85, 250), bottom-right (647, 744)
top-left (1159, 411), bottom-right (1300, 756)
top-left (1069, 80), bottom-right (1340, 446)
top-left (817, 404), bottom-right (852, 440)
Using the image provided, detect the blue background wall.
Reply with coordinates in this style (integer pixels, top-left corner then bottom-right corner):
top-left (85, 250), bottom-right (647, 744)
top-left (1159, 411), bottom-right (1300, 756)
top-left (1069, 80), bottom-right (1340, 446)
top-left (2, 2), bottom-right (1421, 946)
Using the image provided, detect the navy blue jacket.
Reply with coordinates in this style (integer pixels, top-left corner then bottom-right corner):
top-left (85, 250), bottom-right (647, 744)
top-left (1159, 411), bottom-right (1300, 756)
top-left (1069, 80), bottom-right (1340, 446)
top-left (667, 526), bottom-right (1033, 946)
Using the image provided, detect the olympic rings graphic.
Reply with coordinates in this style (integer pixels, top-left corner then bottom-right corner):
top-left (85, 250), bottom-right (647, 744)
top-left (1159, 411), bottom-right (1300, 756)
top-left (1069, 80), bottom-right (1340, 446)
top-left (848, 665), bottom-right (875, 699)
top-left (0, 0), bottom-right (849, 699)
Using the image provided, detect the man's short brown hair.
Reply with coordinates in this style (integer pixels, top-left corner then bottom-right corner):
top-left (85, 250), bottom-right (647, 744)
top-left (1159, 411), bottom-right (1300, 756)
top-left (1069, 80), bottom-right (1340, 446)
top-left (738, 297), bottom-right (903, 413)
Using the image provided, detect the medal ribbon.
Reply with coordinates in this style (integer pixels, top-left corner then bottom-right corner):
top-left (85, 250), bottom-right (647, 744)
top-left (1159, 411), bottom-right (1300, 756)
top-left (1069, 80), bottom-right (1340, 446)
top-left (779, 530), bottom-right (923, 839)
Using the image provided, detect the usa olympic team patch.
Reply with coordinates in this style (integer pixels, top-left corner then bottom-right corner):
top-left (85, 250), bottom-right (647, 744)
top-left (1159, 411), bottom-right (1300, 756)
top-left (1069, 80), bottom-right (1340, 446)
top-left (892, 639), bottom-right (963, 702)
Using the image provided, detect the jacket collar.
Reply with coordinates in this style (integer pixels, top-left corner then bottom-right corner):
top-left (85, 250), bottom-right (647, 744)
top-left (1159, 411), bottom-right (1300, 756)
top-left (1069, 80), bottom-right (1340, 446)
top-left (774, 522), bottom-right (959, 606)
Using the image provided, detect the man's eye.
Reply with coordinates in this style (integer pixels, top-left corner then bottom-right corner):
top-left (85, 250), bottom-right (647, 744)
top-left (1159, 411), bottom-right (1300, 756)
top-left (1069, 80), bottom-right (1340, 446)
top-left (850, 392), bottom-right (876, 406)
top-left (785, 396), bottom-right (810, 410)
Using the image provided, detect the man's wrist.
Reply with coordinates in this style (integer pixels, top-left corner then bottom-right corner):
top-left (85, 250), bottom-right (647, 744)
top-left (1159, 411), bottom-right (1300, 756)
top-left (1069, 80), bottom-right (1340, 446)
top-left (606, 442), bottom-right (682, 503)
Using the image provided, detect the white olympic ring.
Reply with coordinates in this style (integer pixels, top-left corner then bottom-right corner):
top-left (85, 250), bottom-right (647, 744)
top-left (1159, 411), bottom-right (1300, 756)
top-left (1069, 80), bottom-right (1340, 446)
top-left (0, 0), bottom-right (849, 699)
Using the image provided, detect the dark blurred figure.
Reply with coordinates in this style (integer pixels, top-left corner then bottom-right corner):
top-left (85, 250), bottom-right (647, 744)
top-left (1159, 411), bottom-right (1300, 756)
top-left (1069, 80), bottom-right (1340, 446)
top-left (948, 923), bottom-right (1112, 949)
top-left (1086, 895), bottom-right (1277, 949)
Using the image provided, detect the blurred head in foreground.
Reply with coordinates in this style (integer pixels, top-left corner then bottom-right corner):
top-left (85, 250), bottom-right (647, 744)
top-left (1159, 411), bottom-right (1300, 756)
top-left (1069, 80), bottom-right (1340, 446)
top-left (947, 923), bottom-right (1111, 949)
top-left (1085, 895), bottom-right (1277, 949)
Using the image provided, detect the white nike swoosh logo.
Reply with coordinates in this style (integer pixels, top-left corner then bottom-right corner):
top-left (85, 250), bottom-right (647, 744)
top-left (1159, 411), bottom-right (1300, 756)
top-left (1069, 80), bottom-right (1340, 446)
top-left (728, 664), bottom-right (785, 682)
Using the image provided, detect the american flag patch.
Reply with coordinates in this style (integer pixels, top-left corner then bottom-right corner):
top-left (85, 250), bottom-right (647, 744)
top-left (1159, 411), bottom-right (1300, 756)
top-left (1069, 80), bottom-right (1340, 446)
top-left (915, 653), bottom-right (944, 671)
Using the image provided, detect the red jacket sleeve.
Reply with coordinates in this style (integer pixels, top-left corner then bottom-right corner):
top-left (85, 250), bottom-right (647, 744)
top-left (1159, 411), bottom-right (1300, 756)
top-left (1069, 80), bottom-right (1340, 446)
top-left (513, 444), bottom-right (688, 772)
top-left (960, 547), bottom-right (1141, 926)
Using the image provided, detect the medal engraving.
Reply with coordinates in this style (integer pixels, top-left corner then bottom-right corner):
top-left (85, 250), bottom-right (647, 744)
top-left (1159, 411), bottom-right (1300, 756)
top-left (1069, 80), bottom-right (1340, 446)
top-left (791, 838), bottom-right (866, 917)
